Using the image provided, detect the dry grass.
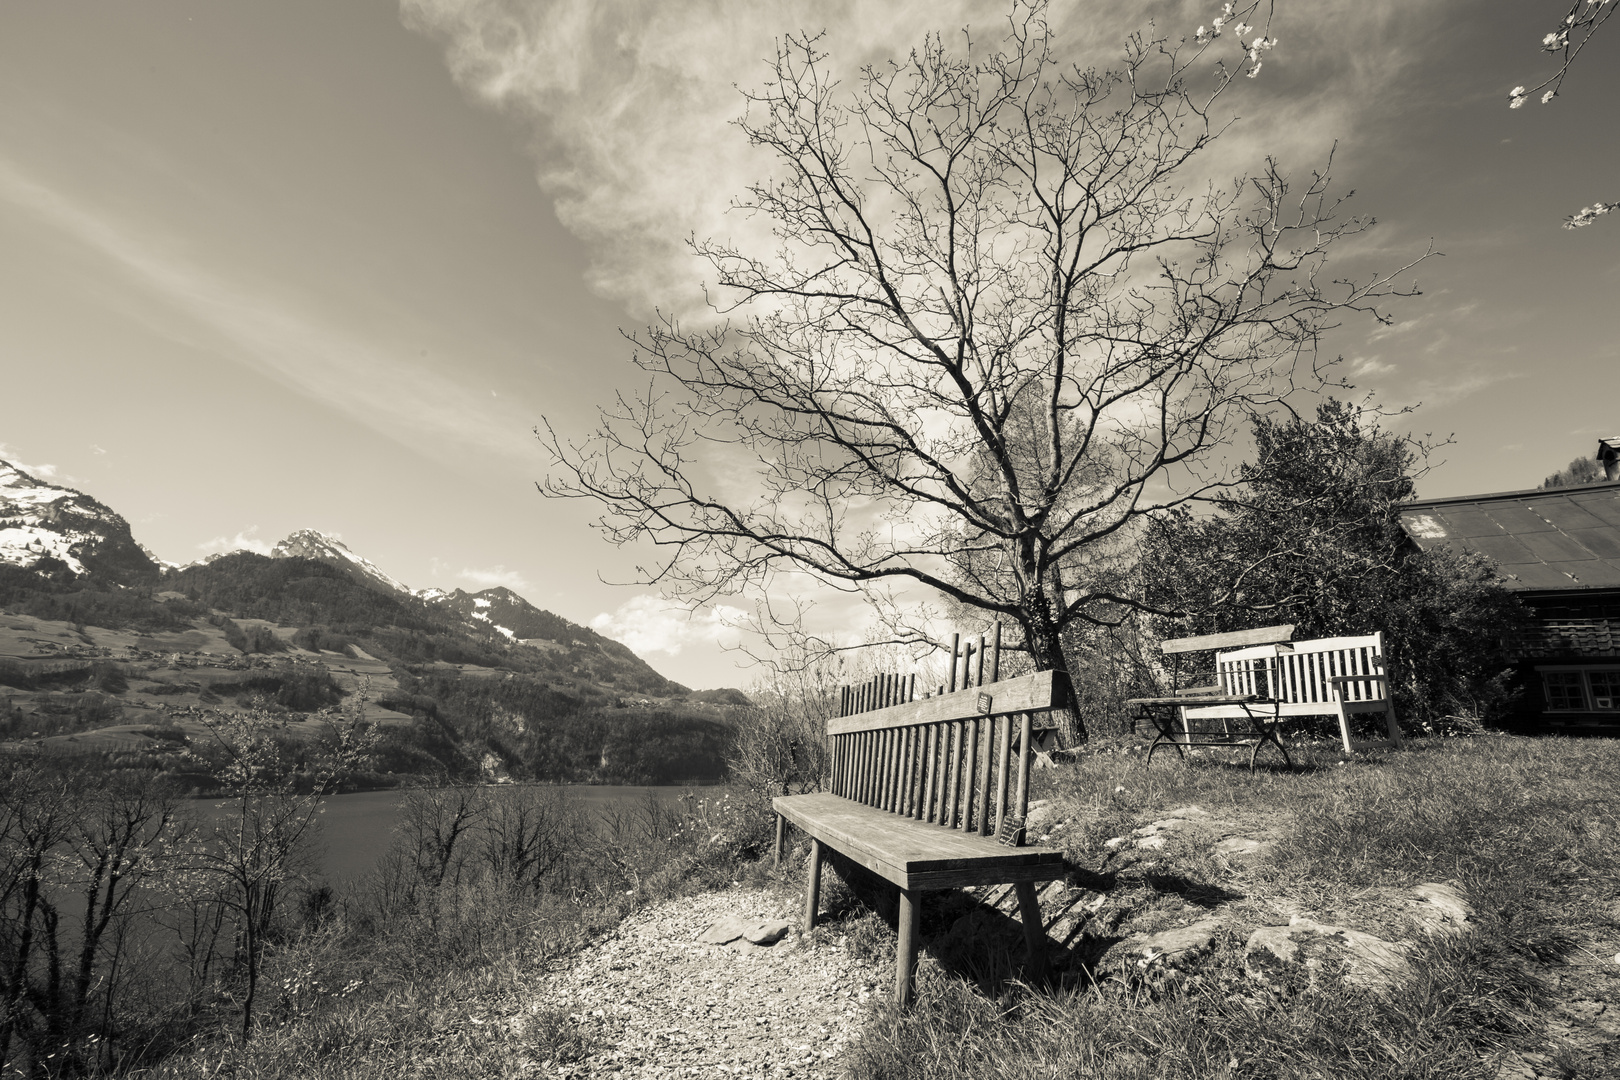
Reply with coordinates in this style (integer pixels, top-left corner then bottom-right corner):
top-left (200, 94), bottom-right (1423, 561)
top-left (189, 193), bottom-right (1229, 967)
top-left (838, 735), bottom-right (1620, 1080)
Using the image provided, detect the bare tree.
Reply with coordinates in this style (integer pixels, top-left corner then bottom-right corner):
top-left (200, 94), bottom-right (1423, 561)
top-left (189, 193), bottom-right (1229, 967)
top-left (543, 5), bottom-right (1422, 738)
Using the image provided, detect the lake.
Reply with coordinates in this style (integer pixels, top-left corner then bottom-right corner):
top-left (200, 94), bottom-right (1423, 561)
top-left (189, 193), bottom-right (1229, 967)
top-left (295, 784), bottom-right (691, 885)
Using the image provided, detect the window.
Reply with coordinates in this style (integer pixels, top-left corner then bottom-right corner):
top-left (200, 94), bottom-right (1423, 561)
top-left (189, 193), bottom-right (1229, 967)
top-left (1540, 668), bottom-right (1620, 711)
top-left (1544, 671), bottom-right (1586, 711)
top-left (1588, 671), bottom-right (1620, 710)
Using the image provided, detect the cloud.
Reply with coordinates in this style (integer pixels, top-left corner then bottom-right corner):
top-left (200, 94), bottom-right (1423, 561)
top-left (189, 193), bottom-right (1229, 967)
top-left (401, 0), bottom-right (1446, 316)
top-left (0, 443), bottom-right (59, 481)
top-left (197, 527), bottom-right (274, 557)
top-left (590, 594), bottom-right (745, 656)
top-left (1348, 356), bottom-right (1397, 376)
top-left (456, 564), bottom-right (531, 591)
top-left (0, 158), bottom-right (536, 464)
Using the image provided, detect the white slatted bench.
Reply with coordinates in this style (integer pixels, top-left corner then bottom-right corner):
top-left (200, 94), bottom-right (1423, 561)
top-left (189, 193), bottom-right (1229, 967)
top-left (1185, 630), bottom-right (1404, 755)
top-left (1131, 626), bottom-right (1405, 763)
top-left (772, 667), bottom-right (1069, 1005)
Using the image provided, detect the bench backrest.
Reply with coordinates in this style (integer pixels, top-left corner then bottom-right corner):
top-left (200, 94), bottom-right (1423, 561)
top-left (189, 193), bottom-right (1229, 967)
top-left (1216, 632), bottom-right (1389, 706)
top-left (825, 669), bottom-right (1067, 839)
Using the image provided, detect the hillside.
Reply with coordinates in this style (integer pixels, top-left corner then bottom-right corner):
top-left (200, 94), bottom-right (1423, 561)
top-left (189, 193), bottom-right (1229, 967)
top-left (0, 458), bottom-right (747, 789)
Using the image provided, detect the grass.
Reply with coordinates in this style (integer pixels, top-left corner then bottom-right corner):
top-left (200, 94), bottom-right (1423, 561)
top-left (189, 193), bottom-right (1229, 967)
top-left (81, 735), bottom-right (1618, 1079)
top-left (836, 734), bottom-right (1620, 1079)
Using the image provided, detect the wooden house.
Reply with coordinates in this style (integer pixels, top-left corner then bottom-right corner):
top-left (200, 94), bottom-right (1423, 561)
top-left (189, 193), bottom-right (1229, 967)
top-left (1397, 451), bottom-right (1620, 733)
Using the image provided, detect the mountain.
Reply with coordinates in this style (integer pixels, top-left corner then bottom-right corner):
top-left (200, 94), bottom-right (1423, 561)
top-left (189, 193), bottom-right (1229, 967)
top-left (0, 455), bottom-right (741, 787)
top-left (271, 528), bottom-right (411, 595)
top-left (0, 460), bottom-right (159, 585)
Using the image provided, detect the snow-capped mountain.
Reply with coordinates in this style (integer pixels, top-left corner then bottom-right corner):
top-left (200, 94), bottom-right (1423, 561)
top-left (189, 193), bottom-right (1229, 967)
top-left (423, 586), bottom-right (580, 643)
top-left (0, 460), bottom-right (159, 584)
top-left (270, 529), bottom-right (411, 595)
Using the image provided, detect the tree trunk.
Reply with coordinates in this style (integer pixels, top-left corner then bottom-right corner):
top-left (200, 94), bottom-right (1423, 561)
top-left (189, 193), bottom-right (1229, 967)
top-left (1020, 589), bottom-right (1089, 744)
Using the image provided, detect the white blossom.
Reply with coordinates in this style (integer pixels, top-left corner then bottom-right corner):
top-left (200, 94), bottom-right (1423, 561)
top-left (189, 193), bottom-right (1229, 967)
top-left (1542, 89), bottom-right (1556, 104)
top-left (1234, 22), bottom-right (1251, 36)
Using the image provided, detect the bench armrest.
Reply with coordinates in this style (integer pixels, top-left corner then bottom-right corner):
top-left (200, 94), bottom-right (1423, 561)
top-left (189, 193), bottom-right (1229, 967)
top-left (1326, 674), bottom-right (1388, 685)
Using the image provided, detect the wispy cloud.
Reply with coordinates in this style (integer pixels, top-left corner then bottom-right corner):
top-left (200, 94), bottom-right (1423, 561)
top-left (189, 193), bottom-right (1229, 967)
top-left (456, 564), bottom-right (531, 591)
top-left (590, 594), bottom-right (745, 656)
top-left (197, 527), bottom-right (274, 557)
top-left (0, 158), bottom-right (536, 463)
top-left (0, 443), bottom-right (59, 482)
top-left (401, 0), bottom-right (1449, 315)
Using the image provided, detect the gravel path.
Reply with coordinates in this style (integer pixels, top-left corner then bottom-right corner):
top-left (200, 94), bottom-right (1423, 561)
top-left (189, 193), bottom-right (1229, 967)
top-left (541, 886), bottom-right (880, 1078)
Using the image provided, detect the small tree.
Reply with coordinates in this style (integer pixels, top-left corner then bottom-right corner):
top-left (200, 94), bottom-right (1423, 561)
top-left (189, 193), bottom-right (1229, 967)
top-left (184, 704), bottom-right (372, 1043)
top-left (543, 5), bottom-right (1423, 739)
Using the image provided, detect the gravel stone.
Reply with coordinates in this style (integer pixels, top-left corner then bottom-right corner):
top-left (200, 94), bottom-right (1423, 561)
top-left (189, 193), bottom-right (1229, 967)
top-left (537, 886), bottom-right (877, 1078)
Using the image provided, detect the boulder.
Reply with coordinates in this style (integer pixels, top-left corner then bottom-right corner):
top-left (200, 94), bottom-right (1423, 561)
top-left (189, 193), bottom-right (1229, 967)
top-left (1409, 883), bottom-right (1472, 934)
top-left (1213, 836), bottom-right (1274, 861)
top-left (697, 916), bottom-right (750, 945)
top-left (743, 919), bottom-right (794, 945)
top-left (697, 915), bottom-right (796, 947)
top-left (1245, 917), bottom-right (1411, 991)
top-left (1131, 918), bottom-right (1224, 969)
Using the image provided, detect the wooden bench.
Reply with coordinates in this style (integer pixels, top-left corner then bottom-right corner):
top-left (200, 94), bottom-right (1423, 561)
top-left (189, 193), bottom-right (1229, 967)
top-left (1129, 625), bottom-right (1404, 764)
top-left (772, 640), bottom-right (1068, 1005)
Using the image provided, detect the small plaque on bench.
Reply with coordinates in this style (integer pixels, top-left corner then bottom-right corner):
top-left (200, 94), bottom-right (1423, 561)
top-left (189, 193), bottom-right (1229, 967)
top-left (996, 813), bottom-right (1025, 848)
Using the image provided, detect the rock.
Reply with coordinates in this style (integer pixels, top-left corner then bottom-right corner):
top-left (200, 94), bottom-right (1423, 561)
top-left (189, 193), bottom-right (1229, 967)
top-left (1132, 918), bottom-right (1224, 968)
top-left (1409, 883), bottom-right (1472, 934)
top-left (1213, 837), bottom-right (1274, 860)
top-left (744, 919), bottom-right (794, 946)
top-left (1025, 799), bottom-right (1055, 830)
top-left (697, 916), bottom-right (750, 945)
top-left (1494, 1053), bottom-right (1538, 1080)
top-left (1135, 834), bottom-right (1167, 851)
top-left (1161, 805), bottom-right (1210, 820)
top-left (1245, 917), bottom-right (1411, 991)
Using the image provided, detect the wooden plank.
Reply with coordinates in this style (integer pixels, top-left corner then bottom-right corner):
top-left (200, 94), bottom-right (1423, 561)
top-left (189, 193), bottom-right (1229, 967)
top-left (896, 889), bottom-right (919, 1005)
top-left (945, 721), bottom-right (962, 829)
top-left (1015, 712), bottom-right (1033, 823)
top-left (772, 793), bottom-right (1066, 890)
top-left (826, 670), bottom-right (1068, 735)
top-left (959, 722), bottom-right (972, 835)
top-left (1160, 624), bottom-right (1295, 655)
top-left (977, 715), bottom-right (995, 836)
top-left (805, 838), bottom-right (823, 930)
top-left (1014, 879), bottom-right (1047, 980)
top-left (994, 713), bottom-right (1012, 836)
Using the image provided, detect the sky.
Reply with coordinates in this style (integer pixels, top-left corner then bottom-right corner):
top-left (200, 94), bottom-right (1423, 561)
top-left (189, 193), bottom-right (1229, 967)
top-left (0, 1), bottom-right (1615, 689)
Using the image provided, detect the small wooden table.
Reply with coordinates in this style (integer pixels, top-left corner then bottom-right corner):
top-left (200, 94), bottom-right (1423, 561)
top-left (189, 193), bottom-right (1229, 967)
top-left (1126, 691), bottom-right (1292, 768)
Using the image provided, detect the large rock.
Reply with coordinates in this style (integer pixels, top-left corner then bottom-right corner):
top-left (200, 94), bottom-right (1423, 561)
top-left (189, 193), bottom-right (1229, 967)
top-left (1409, 883), bottom-right (1472, 934)
top-left (1245, 917), bottom-right (1411, 991)
top-left (696, 916), bottom-right (795, 947)
top-left (1131, 918), bottom-right (1224, 969)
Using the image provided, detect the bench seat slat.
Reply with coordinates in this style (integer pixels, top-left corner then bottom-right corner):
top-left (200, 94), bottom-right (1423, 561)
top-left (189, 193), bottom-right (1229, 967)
top-left (774, 793), bottom-right (1065, 890)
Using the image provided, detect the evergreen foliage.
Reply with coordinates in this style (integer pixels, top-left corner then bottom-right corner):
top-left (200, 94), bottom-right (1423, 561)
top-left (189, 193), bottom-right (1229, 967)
top-left (1138, 401), bottom-right (1530, 723)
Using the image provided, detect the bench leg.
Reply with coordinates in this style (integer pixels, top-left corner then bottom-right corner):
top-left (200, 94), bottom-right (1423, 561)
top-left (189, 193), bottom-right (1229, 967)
top-left (1382, 701), bottom-right (1405, 748)
top-left (1014, 879), bottom-right (1047, 982)
top-left (895, 887), bottom-right (920, 1005)
top-left (804, 838), bottom-right (823, 932)
top-left (1333, 699), bottom-right (1355, 755)
top-left (774, 813), bottom-right (786, 869)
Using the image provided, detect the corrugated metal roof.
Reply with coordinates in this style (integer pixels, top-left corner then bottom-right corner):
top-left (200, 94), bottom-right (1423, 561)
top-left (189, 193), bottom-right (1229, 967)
top-left (1398, 482), bottom-right (1620, 593)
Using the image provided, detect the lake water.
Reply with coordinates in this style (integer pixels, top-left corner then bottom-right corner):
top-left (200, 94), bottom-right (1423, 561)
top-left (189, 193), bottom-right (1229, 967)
top-left (295, 784), bottom-right (691, 885)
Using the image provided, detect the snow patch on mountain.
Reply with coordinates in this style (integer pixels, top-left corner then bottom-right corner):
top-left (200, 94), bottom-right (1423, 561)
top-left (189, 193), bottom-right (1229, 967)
top-left (271, 529), bottom-right (411, 595)
top-left (0, 459), bottom-right (154, 581)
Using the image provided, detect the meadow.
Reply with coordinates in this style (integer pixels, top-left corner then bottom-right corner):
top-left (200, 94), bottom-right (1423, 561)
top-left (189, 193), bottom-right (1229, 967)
top-left (109, 733), bottom-right (1618, 1080)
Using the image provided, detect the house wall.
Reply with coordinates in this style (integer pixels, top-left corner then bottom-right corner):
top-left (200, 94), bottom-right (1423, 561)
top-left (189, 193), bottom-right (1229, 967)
top-left (1511, 590), bottom-right (1620, 734)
